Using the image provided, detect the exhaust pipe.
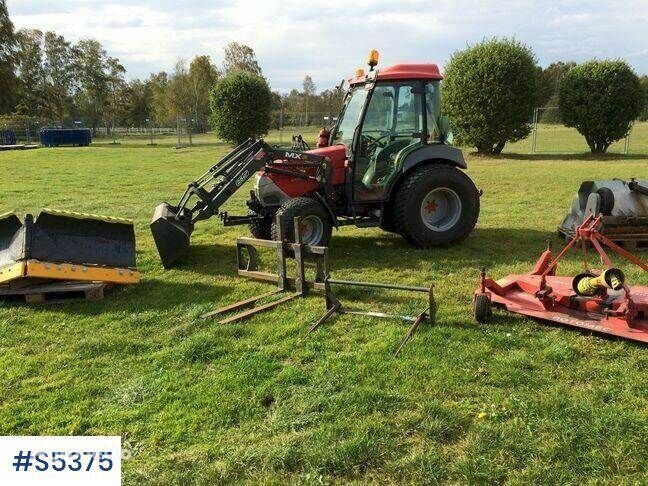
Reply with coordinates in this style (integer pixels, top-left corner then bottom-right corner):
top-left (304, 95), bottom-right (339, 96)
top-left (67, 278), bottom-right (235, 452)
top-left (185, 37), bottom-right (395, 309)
top-left (150, 203), bottom-right (195, 269)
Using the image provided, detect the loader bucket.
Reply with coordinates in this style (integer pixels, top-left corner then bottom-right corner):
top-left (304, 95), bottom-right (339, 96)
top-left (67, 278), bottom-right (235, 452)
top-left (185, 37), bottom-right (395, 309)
top-left (0, 209), bottom-right (139, 285)
top-left (150, 203), bottom-right (194, 268)
top-left (0, 212), bottom-right (25, 268)
top-left (31, 209), bottom-right (137, 268)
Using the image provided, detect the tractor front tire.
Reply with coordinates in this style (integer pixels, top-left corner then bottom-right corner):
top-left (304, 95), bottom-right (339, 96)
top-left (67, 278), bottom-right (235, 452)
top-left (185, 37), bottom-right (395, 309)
top-left (248, 209), bottom-right (275, 240)
top-left (393, 164), bottom-right (480, 247)
top-left (271, 197), bottom-right (332, 246)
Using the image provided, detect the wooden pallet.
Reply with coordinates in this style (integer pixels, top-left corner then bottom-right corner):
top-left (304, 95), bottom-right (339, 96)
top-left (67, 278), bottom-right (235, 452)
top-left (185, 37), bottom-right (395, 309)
top-left (0, 280), bottom-right (112, 304)
top-left (0, 144), bottom-right (39, 151)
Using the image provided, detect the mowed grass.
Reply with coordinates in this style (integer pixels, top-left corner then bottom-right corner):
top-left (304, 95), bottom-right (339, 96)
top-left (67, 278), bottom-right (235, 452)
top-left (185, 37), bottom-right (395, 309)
top-left (0, 125), bottom-right (647, 484)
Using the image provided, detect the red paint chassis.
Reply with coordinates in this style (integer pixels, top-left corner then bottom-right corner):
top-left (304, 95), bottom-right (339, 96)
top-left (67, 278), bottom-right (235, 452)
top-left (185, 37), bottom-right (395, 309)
top-left (474, 215), bottom-right (648, 343)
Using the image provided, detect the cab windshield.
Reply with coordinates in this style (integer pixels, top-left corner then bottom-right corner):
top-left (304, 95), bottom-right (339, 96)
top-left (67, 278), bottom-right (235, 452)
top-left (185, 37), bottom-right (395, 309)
top-left (331, 86), bottom-right (368, 146)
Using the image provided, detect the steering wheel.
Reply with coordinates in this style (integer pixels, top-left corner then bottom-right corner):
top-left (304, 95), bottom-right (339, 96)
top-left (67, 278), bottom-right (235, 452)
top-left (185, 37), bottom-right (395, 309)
top-left (362, 133), bottom-right (391, 152)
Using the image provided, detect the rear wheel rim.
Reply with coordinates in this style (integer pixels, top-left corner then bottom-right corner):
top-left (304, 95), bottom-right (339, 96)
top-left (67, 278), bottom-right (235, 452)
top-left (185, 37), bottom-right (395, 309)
top-left (420, 188), bottom-right (462, 232)
top-left (298, 215), bottom-right (324, 245)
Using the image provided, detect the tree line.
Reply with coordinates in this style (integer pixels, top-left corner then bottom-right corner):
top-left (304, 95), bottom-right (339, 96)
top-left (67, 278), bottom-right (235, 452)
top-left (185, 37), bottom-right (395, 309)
top-left (442, 38), bottom-right (647, 154)
top-left (0, 1), bottom-right (344, 133)
top-left (1, 0), bottom-right (646, 150)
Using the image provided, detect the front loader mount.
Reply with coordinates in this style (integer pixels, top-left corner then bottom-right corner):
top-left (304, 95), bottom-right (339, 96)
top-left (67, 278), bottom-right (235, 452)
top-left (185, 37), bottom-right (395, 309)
top-left (151, 139), bottom-right (332, 268)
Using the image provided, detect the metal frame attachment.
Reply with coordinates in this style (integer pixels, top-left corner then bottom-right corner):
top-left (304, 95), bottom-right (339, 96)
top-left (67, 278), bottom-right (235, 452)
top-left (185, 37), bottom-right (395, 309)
top-left (200, 215), bottom-right (329, 324)
top-left (309, 278), bottom-right (436, 357)
top-left (201, 214), bottom-right (437, 356)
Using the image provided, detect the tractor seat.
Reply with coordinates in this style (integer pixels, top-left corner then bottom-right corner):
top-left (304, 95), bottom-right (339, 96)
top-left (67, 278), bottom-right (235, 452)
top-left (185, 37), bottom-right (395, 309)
top-left (362, 139), bottom-right (414, 187)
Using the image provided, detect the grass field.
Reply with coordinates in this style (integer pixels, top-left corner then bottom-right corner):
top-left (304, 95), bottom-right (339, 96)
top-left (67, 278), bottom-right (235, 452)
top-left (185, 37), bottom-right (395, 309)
top-left (1, 126), bottom-right (647, 484)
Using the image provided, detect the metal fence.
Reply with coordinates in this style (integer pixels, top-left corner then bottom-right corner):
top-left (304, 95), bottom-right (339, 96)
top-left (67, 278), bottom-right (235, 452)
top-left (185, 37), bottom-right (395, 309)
top-left (0, 117), bottom-right (180, 145)
top-left (530, 106), bottom-right (634, 154)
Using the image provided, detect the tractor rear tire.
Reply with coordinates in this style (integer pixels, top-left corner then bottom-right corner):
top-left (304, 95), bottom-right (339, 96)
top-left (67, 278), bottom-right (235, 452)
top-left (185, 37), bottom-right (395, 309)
top-left (596, 188), bottom-right (615, 215)
top-left (271, 197), bottom-right (332, 246)
top-left (248, 209), bottom-right (275, 240)
top-left (393, 164), bottom-right (479, 247)
top-left (380, 204), bottom-right (399, 234)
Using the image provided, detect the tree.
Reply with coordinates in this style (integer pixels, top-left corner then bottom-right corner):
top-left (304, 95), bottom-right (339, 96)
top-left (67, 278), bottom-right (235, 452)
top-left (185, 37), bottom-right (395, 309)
top-left (210, 70), bottom-right (271, 144)
top-left (640, 76), bottom-right (648, 121)
top-left (189, 55), bottom-right (219, 132)
top-left (222, 42), bottom-right (262, 76)
top-left (14, 29), bottom-right (46, 116)
top-left (75, 39), bottom-right (112, 133)
top-left (146, 71), bottom-right (171, 126)
top-left (538, 61), bottom-right (576, 107)
top-left (302, 75), bottom-right (315, 125)
top-left (43, 32), bottom-right (77, 123)
top-left (442, 38), bottom-right (539, 154)
top-left (167, 59), bottom-right (193, 133)
top-left (122, 80), bottom-right (152, 127)
top-left (559, 60), bottom-right (644, 154)
top-left (0, 0), bottom-right (17, 113)
top-left (318, 85), bottom-right (345, 121)
top-left (106, 57), bottom-right (126, 135)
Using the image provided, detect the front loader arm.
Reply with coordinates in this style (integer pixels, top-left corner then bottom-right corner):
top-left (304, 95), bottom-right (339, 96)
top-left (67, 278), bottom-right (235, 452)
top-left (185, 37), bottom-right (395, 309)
top-left (179, 140), bottom-right (330, 223)
top-left (151, 138), bottom-right (331, 268)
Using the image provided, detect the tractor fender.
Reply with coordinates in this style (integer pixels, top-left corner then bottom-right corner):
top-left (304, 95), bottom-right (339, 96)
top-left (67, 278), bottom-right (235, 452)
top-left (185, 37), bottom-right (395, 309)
top-left (401, 144), bottom-right (467, 172)
top-left (384, 146), bottom-right (468, 202)
top-left (313, 192), bottom-right (340, 228)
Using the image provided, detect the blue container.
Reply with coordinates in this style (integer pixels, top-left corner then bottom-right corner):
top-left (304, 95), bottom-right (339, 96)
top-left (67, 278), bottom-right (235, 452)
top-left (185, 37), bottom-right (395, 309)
top-left (0, 130), bottom-right (17, 145)
top-left (39, 128), bottom-right (92, 147)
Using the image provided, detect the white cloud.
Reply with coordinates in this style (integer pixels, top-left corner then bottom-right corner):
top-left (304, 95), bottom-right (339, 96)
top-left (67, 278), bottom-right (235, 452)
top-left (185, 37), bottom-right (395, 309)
top-left (7, 0), bottom-right (648, 92)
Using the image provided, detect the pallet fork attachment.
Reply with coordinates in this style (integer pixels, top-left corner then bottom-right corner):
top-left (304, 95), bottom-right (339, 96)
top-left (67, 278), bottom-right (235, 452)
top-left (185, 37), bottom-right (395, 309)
top-left (201, 215), bottom-right (436, 356)
top-left (309, 279), bottom-right (436, 357)
top-left (200, 215), bottom-right (328, 323)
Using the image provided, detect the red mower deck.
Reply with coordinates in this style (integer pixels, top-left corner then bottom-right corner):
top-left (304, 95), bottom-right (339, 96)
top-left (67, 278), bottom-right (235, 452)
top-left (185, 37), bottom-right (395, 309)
top-left (474, 215), bottom-right (648, 343)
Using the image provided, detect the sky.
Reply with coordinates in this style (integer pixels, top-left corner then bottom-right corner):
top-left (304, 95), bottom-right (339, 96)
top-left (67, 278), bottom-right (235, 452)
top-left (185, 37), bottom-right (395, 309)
top-left (7, 0), bottom-right (648, 92)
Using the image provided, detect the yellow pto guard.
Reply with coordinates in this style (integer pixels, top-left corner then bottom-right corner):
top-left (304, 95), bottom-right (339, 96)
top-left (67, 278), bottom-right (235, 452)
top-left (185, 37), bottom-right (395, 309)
top-left (0, 210), bottom-right (140, 286)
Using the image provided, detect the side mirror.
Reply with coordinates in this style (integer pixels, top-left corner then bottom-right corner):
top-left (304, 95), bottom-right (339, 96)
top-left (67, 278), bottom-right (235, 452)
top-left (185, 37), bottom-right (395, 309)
top-left (317, 127), bottom-right (330, 148)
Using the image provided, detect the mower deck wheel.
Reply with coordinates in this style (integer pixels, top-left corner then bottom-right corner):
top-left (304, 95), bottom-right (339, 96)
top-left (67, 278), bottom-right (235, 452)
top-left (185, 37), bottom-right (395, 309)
top-left (474, 293), bottom-right (492, 323)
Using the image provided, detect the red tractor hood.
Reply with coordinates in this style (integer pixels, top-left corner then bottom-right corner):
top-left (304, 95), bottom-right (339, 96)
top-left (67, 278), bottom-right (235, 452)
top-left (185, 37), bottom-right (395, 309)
top-left (307, 144), bottom-right (347, 185)
top-left (261, 144), bottom-right (348, 198)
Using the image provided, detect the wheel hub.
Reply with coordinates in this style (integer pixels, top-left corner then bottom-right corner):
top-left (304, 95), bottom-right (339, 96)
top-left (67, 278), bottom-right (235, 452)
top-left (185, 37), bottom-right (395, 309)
top-left (420, 188), bottom-right (462, 232)
top-left (298, 215), bottom-right (324, 245)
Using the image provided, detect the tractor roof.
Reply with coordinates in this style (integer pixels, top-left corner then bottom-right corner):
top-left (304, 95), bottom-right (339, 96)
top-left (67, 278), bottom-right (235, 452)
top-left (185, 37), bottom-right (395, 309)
top-left (349, 63), bottom-right (443, 85)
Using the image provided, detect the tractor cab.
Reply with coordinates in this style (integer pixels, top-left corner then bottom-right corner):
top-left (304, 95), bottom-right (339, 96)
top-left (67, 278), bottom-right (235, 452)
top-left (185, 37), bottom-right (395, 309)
top-left (328, 55), bottom-right (450, 203)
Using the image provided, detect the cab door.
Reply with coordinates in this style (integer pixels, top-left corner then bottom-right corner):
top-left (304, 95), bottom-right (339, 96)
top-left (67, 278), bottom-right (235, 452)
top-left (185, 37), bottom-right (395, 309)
top-left (352, 81), bottom-right (425, 202)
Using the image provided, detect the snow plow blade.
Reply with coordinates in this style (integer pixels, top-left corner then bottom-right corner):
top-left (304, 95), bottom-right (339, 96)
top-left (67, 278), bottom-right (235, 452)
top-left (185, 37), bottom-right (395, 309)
top-left (150, 203), bottom-right (194, 269)
top-left (0, 209), bottom-right (139, 285)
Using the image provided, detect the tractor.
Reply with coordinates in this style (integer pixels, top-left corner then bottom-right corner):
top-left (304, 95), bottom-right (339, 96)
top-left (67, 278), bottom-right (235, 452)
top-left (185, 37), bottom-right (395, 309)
top-left (151, 51), bottom-right (481, 268)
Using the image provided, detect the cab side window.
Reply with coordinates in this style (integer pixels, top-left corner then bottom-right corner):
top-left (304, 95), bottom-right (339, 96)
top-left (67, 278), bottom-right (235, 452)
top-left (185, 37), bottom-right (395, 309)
top-left (425, 82), bottom-right (441, 142)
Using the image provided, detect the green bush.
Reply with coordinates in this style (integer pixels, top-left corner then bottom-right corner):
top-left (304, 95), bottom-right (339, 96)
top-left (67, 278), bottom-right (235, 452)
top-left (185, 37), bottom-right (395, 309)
top-left (442, 38), bottom-right (538, 154)
top-left (209, 71), bottom-right (272, 144)
top-left (558, 60), bottom-right (644, 153)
